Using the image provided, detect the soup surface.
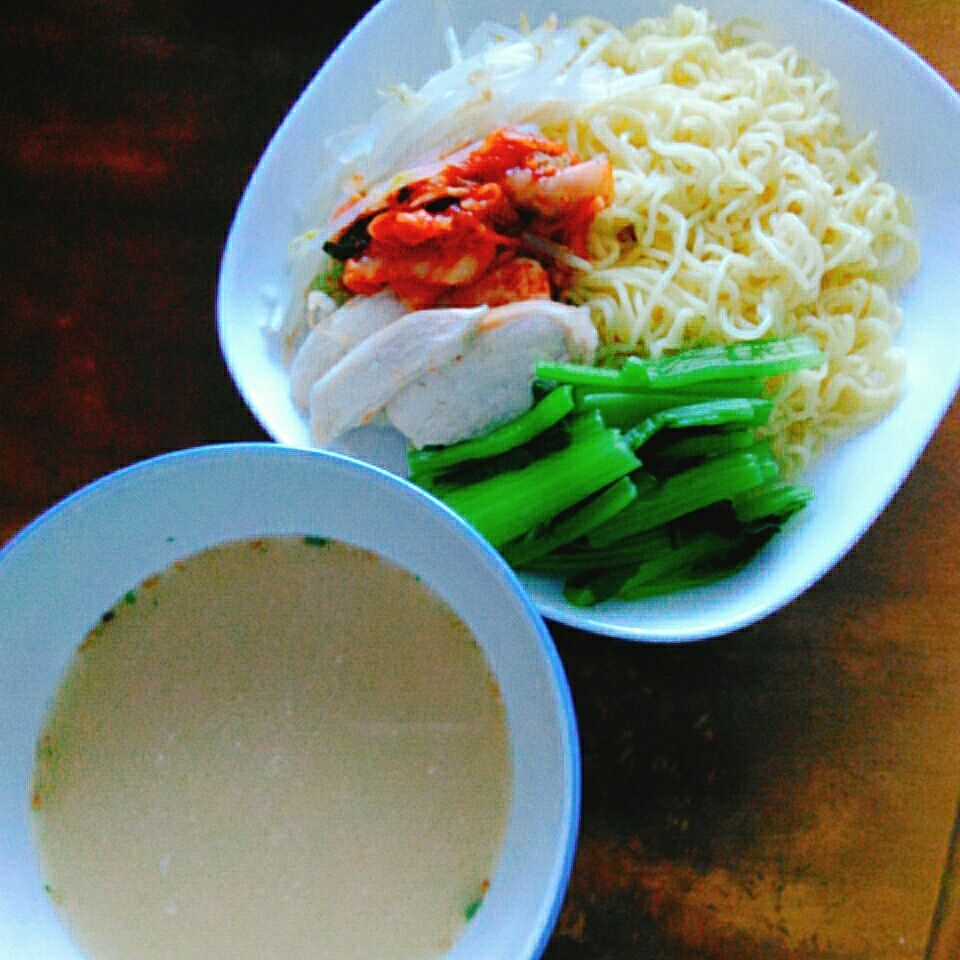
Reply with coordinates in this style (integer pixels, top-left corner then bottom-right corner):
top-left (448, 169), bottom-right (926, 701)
top-left (30, 536), bottom-right (511, 960)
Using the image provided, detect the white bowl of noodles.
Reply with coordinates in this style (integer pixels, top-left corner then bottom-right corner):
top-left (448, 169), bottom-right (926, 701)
top-left (218, 0), bottom-right (960, 641)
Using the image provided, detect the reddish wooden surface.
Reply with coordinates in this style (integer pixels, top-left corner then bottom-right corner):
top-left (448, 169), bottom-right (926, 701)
top-left (2, 1), bottom-right (959, 956)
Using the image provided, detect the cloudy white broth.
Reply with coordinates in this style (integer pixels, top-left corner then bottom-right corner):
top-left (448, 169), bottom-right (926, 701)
top-left (30, 537), bottom-right (511, 960)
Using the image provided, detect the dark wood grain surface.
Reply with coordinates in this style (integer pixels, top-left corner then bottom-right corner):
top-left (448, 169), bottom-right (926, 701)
top-left (3, 1), bottom-right (959, 957)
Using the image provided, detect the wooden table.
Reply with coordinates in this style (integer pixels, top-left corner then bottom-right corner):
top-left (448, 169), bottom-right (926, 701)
top-left (2, 1), bottom-right (958, 957)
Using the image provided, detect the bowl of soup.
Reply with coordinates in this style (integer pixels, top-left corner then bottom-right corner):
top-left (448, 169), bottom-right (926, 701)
top-left (0, 443), bottom-right (580, 960)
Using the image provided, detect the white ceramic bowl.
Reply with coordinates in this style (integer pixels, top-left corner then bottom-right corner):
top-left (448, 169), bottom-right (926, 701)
top-left (217, 0), bottom-right (960, 640)
top-left (0, 444), bottom-right (580, 960)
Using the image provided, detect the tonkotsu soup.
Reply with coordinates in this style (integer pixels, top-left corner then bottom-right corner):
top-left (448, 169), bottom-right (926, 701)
top-left (29, 536), bottom-right (512, 960)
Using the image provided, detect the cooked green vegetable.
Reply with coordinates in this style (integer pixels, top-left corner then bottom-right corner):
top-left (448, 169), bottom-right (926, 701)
top-left (308, 258), bottom-right (348, 305)
top-left (575, 383), bottom-right (768, 426)
top-left (502, 475), bottom-right (641, 568)
top-left (617, 335), bottom-right (827, 389)
top-left (515, 527), bottom-right (672, 575)
top-left (464, 897), bottom-right (483, 921)
top-left (652, 427), bottom-right (757, 464)
top-left (733, 479), bottom-right (814, 524)
top-left (439, 424), bottom-right (640, 549)
top-left (586, 448), bottom-right (778, 548)
top-left (408, 337), bottom-right (816, 605)
top-left (303, 535), bottom-right (332, 548)
top-left (408, 386), bottom-right (575, 477)
top-left (574, 375), bottom-right (769, 408)
top-left (622, 398), bottom-right (774, 450)
top-left (533, 361), bottom-right (622, 388)
top-left (564, 531), bottom-right (735, 607)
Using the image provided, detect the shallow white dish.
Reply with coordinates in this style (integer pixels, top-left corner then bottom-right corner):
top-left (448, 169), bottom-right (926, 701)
top-left (0, 444), bottom-right (580, 960)
top-left (218, 0), bottom-right (960, 641)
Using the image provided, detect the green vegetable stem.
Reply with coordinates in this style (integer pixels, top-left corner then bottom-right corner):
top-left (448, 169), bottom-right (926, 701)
top-left (616, 335), bottom-right (827, 389)
top-left (408, 386), bottom-right (575, 478)
top-left (439, 425), bottom-right (641, 550)
top-left (502, 476), bottom-right (640, 568)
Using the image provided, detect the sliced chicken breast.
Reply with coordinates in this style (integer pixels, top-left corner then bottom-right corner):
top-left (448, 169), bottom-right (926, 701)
top-left (289, 290), bottom-right (408, 412)
top-left (387, 301), bottom-right (597, 447)
top-left (308, 305), bottom-right (490, 445)
top-left (308, 299), bottom-right (597, 449)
